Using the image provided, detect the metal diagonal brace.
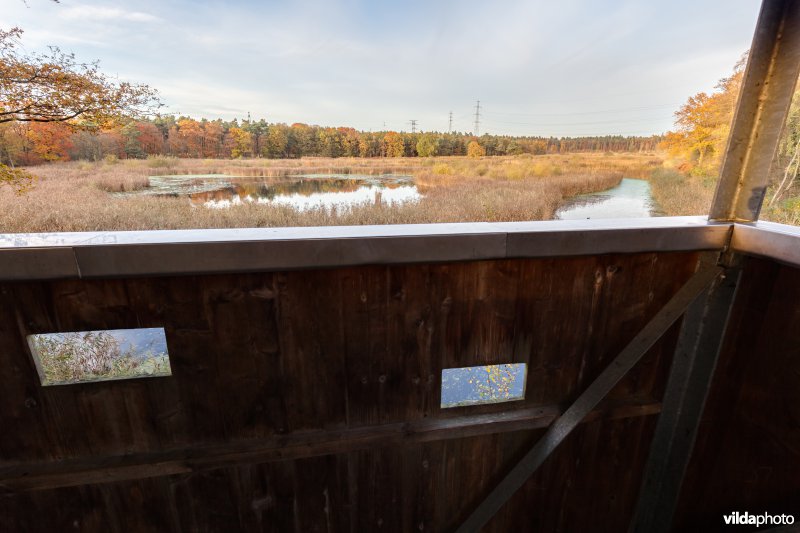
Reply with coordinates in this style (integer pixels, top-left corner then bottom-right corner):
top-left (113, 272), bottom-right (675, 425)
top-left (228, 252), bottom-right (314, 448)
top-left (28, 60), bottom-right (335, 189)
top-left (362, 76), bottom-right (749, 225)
top-left (455, 262), bottom-right (724, 533)
top-left (629, 256), bottom-right (742, 532)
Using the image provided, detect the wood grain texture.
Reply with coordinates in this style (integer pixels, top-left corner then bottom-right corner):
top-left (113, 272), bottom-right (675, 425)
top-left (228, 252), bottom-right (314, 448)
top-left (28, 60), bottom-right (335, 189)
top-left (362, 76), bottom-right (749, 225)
top-left (0, 400), bottom-right (663, 492)
top-left (0, 252), bottom-right (700, 532)
top-left (673, 257), bottom-right (800, 532)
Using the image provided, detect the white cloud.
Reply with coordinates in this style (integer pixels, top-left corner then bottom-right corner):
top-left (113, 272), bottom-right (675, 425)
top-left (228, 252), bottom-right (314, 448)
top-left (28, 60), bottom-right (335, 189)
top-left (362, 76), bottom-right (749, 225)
top-left (1, 0), bottom-right (762, 135)
top-left (61, 5), bottom-right (161, 24)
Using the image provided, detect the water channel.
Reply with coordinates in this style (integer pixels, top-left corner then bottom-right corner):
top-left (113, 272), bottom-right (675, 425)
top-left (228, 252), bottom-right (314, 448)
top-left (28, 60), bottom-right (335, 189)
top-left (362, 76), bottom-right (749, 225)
top-left (555, 178), bottom-right (658, 219)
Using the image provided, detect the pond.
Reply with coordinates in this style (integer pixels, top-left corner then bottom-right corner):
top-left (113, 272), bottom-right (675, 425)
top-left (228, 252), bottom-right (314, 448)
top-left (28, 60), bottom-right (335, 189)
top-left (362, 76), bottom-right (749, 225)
top-left (141, 173), bottom-right (421, 211)
top-left (555, 177), bottom-right (658, 219)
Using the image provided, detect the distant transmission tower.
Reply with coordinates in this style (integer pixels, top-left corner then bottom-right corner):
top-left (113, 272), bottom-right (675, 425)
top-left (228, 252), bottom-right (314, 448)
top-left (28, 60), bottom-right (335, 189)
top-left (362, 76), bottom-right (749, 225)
top-left (409, 119), bottom-right (418, 134)
top-left (474, 100), bottom-right (481, 136)
top-left (448, 111), bottom-right (453, 133)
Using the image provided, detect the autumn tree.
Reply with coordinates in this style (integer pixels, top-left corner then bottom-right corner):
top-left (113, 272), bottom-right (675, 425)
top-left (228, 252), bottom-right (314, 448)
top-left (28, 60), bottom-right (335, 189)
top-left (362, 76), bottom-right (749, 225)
top-left (0, 27), bottom-right (159, 190)
top-left (358, 132), bottom-right (382, 157)
top-left (318, 127), bottom-right (343, 157)
top-left (467, 140), bottom-right (486, 158)
top-left (264, 123), bottom-right (290, 158)
top-left (98, 130), bottom-right (125, 159)
top-left (0, 28), bottom-right (158, 126)
top-left (225, 127), bottom-right (252, 158)
top-left (662, 55), bottom-right (745, 175)
top-left (529, 140), bottom-right (548, 155)
top-left (202, 120), bottom-right (224, 158)
top-left (662, 54), bottom-right (800, 219)
top-left (135, 121), bottom-right (165, 155)
top-left (0, 122), bottom-right (30, 164)
top-left (176, 118), bottom-right (204, 158)
top-left (384, 131), bottom-right (404, 157)
top-left (167, 124), bottom-right (185, 157)
top-left (291, 123), bottom-right (317, 157)
top-left (25, 122), bottom-right (73, 162)
top-left (339, 127), bottom-right (361, 157)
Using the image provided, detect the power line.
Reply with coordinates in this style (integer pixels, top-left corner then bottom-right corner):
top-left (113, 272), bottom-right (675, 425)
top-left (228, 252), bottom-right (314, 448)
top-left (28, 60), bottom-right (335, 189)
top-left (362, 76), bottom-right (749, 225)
top-left (409, 119), bottom-right (417, 134)
top-left (474, 100), bottom-right (481, 136)
top-left (448, 111), bottom-right (453, 133)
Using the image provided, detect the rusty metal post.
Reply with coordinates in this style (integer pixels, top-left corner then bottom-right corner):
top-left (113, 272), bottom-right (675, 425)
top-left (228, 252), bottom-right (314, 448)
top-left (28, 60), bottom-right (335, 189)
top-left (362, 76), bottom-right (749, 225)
top-left (708, 0), bottom-right (800, 222)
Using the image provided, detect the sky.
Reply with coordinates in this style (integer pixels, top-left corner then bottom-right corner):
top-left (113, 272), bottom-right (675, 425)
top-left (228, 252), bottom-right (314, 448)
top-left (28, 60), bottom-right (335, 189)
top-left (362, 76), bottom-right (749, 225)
top-left (3, 0), bottom-right (761, 137)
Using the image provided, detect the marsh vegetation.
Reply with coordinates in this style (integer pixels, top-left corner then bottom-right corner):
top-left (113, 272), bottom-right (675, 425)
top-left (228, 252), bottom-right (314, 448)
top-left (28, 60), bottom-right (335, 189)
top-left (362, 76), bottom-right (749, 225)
top-left (0, 153), bottom-right (661, 232)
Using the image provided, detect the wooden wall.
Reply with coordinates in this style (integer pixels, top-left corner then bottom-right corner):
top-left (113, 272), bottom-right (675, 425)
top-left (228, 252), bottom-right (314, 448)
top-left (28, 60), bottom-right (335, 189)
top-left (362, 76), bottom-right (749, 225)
top-left (0, 251), bottom-right (700, 532)
top-left (674, 257), bottom-right (800, 532)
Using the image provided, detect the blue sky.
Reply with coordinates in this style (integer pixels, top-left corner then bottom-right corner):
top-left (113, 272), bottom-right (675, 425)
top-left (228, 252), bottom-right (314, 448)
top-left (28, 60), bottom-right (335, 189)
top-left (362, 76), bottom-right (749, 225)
top-left (3, 0), bottom-right (761, 136)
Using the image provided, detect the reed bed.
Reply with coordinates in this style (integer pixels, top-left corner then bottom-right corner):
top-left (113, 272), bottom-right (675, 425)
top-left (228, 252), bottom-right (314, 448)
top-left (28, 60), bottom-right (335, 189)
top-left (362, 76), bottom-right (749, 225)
top-left (647, 167), bottom-right (716, 216)
top-left (0, 154), bottom-right (658, 233)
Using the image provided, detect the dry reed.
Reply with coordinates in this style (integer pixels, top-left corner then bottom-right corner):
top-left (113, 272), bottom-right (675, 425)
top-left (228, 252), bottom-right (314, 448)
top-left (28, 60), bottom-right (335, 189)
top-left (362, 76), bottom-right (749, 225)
top-left (0, 154), bottom-right (659, 233)
top-left (646, 167), bottom-right (715, 216)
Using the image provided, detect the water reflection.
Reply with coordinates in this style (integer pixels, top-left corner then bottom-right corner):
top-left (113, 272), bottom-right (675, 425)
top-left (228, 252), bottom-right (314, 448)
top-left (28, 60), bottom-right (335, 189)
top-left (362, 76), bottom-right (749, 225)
top-left (556, 178), bottom-right (658, 219)
top-left (140, 174), bottom-right (421, 210)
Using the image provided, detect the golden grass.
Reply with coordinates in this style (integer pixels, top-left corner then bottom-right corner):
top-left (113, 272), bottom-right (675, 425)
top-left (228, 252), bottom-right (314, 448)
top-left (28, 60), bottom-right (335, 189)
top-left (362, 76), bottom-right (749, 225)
top-left (94, 175), bottom-right (150, 193)
top-left (762, 186), bottom-right (800, 225)
top-left (646, 162), bottom-right (800, 223)
top-left (647, 167), bottom-right (716, 216)
top-left (0, 154), bottom-right (660, 233)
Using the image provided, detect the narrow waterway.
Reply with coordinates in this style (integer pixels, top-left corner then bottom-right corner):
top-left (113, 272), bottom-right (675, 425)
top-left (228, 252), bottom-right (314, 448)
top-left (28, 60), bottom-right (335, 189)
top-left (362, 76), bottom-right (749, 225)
top-left (555, 178), bottom-right (658, 219)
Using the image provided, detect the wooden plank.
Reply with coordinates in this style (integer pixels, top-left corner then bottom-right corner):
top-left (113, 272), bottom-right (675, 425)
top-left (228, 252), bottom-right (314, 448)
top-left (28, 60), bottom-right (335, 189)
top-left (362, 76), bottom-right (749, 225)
top-left (454, 262), bottom-right (722, 533)
top-left (496, 414), bottom-right (661, 532)
top-left (0, 253), bottom-right (698, 462)
top-left (0, 285), bottom-right (53, 463)
top-left (0, 400), bottom-right (659, 493)
top-left (0, 251), bottom-right (706, 532)
top-left (205, 273), bottom-right (288, 439)
top-left (6, 282), bottom-right (94, 463)
top-left (276, 269), bottom-right (347, 432)
top-left (673, 258), bottom-right (800, 531)
top-left (388, 263), bottom-right (436, 422)
top-left (341, 267), bottom-right (380, 426)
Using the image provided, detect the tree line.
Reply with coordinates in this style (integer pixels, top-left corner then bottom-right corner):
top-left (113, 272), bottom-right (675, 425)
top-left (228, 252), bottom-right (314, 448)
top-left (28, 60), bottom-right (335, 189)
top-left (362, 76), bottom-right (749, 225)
top-left (0, 116), bottom-right (663, 165)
